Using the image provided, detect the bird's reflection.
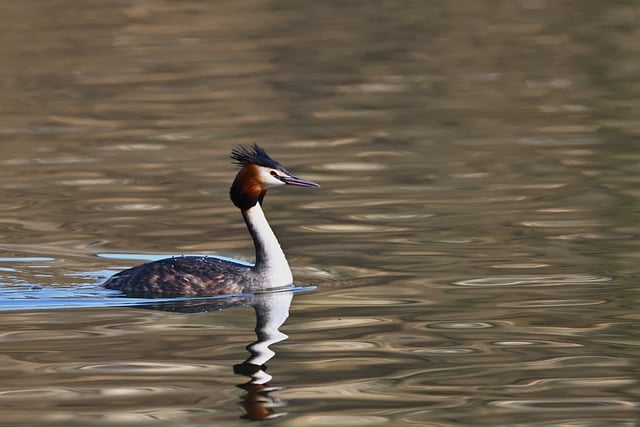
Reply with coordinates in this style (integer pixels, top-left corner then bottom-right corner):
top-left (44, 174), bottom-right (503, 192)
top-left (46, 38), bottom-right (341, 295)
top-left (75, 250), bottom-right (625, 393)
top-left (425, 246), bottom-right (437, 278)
top-left (234, 291), bottom-right (292, 420)
top-left (139, 289), bottom-right (295, 421)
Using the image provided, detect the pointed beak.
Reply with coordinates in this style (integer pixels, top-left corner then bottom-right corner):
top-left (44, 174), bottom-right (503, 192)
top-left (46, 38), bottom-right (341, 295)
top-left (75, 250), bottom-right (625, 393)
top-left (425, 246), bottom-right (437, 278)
top-left (279, 174), bottom-right (320, 188)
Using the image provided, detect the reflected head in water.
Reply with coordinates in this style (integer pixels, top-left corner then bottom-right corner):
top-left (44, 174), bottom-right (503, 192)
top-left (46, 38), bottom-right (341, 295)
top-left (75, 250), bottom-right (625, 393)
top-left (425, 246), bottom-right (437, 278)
top-left (103, 144), bottom-right (320, 297)
top-left (234, 290), bottom-right (293, 420)
top-left (140, 289), bottom-right (295, 421)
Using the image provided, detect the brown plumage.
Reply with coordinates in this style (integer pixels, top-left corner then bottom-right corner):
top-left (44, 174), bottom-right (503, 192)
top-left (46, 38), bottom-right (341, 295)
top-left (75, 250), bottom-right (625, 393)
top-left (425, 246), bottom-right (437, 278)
top-left (104, 256), bottom-right (250, 297)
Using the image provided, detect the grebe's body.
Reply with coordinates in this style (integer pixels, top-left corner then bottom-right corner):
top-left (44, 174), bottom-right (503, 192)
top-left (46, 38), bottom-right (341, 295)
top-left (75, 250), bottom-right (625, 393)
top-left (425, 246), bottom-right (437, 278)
top-left (103, 144), bottom-right (319, 297)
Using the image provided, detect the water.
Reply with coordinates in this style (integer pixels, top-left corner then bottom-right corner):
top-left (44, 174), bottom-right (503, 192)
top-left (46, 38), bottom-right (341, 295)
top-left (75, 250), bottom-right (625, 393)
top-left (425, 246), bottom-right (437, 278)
top-left (1, 1), bottom-right (639, 425)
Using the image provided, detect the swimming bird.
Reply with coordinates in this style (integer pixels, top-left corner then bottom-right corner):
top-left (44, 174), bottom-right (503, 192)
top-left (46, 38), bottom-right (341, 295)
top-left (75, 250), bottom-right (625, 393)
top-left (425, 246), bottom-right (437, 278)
top-left (103, 144), bottom-right (319, 297)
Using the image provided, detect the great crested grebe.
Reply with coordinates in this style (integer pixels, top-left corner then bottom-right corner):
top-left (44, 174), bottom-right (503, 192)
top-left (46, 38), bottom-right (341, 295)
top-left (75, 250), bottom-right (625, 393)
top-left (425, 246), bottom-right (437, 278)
top-left (103, 144), bottom-right (319, 297)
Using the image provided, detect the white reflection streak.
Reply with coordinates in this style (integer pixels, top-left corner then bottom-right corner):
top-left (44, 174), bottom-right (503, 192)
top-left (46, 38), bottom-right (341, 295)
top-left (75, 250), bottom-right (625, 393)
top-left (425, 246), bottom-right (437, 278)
top-left (241, 291), bottom-right (293, 383)
top-left (234, 290), bottom-right (294, 421)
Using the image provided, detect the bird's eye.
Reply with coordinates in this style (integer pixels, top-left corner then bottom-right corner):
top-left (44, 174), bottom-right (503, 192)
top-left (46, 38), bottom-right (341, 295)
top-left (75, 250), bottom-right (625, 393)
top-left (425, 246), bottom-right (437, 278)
top-left (270, 170), bottom-right (278, 177)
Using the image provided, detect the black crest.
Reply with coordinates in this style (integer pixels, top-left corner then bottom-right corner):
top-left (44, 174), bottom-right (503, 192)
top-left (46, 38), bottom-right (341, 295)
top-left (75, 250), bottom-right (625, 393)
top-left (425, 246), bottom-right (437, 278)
top-left (231, 143), bottom-right (283, 170)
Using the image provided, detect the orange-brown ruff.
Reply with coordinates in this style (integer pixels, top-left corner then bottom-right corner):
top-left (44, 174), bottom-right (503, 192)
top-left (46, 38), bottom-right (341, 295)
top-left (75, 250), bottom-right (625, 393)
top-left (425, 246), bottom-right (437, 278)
top-left (103, 144), bottom-right (319, 297)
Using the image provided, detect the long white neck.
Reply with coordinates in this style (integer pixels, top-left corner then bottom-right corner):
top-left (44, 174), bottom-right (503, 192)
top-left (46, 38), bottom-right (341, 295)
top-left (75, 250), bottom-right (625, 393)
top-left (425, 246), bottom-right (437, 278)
top-left (242, 202), bottom-right (293, 287)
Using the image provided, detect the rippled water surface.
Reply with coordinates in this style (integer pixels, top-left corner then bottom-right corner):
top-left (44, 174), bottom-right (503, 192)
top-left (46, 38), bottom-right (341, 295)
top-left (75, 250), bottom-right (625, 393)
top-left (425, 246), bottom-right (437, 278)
top-left (1, 1), bottom-right (639, 426)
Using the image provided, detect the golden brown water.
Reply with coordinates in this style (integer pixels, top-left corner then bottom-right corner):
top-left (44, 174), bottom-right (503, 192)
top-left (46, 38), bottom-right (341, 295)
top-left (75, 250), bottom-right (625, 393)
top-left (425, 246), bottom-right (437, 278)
top-left (1, 1), bottom-right (639, 426)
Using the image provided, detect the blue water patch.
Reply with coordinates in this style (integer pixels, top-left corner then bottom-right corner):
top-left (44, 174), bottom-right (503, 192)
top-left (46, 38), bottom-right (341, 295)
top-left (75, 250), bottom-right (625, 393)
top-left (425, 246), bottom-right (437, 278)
top-left (0, 284), bottom-right (316, 312)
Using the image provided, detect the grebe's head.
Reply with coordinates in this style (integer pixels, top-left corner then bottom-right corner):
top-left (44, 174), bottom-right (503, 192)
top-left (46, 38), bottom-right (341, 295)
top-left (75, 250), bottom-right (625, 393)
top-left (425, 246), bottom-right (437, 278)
top-left (230, 144), bottom-right (320, 209)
